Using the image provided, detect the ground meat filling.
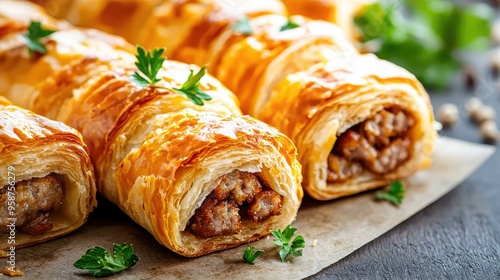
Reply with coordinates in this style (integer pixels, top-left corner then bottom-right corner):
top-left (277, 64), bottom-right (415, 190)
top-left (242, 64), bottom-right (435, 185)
top-left (0, 174), bottom-right (64, 236)
top-left (328, 108), bottom-right (415, 183)
top-left (189, 170), bottom-right (282, 238)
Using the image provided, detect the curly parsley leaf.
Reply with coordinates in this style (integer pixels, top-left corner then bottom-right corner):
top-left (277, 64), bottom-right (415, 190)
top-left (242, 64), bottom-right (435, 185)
top-left (280, 18), bottom-right (300, 32)
top-left (355, 0), bottom-right (493, 90)
top-left (243, 246), bottom-right (264, 265)
top-left (271, 225), bottom-right (305, 262)
top-left (232, 17), bottom-right (253, 35)
top-left (23, 20), bottom-right (56, 55)
top-left (131, 46), bottom-right (165, 87)
top-left (375, 180), bottom-right (405, 206)
top-left (74, 243), bottom-right (139, 277)
top-left (172, 66), bottom-right (212, 106)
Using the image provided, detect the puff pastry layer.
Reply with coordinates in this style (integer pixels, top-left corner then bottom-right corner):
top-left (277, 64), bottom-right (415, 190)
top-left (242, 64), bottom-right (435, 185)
top-left (0, 1), bottom-right (303, 256)
top-left (259, 54), bottom-right (435, 199)
top-left (0, 96), bottom-right (97, 249)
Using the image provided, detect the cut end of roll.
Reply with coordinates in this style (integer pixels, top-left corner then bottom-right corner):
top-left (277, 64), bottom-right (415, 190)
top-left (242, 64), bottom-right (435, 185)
top-left (187, 170), bottom-right (283, 239)
top-left (327, 107), bottom-right (415, 184)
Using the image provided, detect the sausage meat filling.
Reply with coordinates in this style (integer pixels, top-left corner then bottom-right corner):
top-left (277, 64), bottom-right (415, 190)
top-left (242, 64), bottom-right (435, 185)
top-left (188, 170), bottom-right (282, 238)
top-left (328, 108), bottom-right (415, 183)
top-left (0, 174), bottom-right (64, 236)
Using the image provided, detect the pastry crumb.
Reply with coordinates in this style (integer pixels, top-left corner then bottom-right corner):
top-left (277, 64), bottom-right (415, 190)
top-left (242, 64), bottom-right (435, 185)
top-left (311, 239), bottom-right (318, 247)
top-left (0, 266), bottom-right (23, 277)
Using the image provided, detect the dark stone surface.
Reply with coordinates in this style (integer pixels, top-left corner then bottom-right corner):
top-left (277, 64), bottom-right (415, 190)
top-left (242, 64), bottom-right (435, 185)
top-left (313, 30), bottom-right (500, 280)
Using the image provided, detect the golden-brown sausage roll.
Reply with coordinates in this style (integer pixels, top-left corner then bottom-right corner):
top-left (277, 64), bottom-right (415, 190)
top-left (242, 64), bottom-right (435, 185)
top-left (0, 96), bottom-right (97, 249)
top-left (139, 0), bottom-right (287, 60)
top-left (0, 1), bottom-right (303, 256)
top-left (259, 54), bottom-right (435, 200)
top-left (139, 1), bottom-right (357, 116)
top-left (114, 109), bottom-right (302, 256)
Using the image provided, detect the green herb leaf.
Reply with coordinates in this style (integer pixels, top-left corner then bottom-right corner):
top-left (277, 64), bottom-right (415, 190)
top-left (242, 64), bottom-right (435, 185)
top-left (173, 66), bottom-right (212, 106)
top-left (242, 246), bottom-right (264, 265)
top-left (280, 18), bottom-right (300, 32)
top-left (270, 225), bottom-right (305, 262)
top-left (74, 243), bottom-right (139, 277)
top-left (375, 180), bottom-right (405, 206)
top-left (355, 0), bottom-right (493, 90)
top-left (232, 17), bottom-right (253, 35)
top-left (131, 46), bottom-right (165, 87)
top-left (454, 3), bottom-right (494, 51)
top-left (22, 20), bottom-right (56, 55)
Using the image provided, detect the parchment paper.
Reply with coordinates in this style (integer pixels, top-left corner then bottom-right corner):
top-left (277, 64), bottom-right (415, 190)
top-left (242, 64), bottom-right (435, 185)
top-left (11, 137), bottom-right (495, 279)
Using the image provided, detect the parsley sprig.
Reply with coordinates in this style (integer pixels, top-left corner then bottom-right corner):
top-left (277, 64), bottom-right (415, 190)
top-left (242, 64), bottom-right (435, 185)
top-left (74, 243), bottom-right (139, 277)
top-left (375, 180), bottom-right (405, 206)
top-left (271, 225), bottom-right (305, 262)
top-left (23, 20), bottom-right (56, 55)
top-left (172, 66), bottom-right (212, 106)
top-left (242, 246), bottom-right (263, 265)
top-left (232, 17), bottom-right (253, 35)
top-left (131, 46), bottom-right (165, 87)
top-left (355, 0), bottom-right (493, 90)
top-left (131, 46), bottom-right (211, 106)
top-left (280, 18), bottom-right (300, 32)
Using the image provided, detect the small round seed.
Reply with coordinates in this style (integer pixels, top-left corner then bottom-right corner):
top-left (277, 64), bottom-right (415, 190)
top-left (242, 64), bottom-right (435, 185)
top-left (490, 48), bottom-right (500, 73)
top-left (465, 97), bottom-right (483, 116)
top-left (463, 66), bottom-right (476, 89)
top-left (438, 103), bottom-right (459, 127)
top-left (480, 120), bottom-right (499, 143)
top-left (471, 105), bottom-right (496, 124)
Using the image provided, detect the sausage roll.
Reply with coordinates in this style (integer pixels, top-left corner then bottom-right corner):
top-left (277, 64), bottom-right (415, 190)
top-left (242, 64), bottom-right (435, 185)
top-left (259, 54), bottom-right (435, 199)
top-left (0, 1), bottom-right (303, 256)
top-left (115, 109), bottom-right (302, 256)
top-left (0, 96), bottom-right (97, 249)
top-left (138, 1), bottom-right (357, 116)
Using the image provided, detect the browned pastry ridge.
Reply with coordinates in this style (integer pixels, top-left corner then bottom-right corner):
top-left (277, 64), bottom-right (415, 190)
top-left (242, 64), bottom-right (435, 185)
top-left (0, 96), bottom-right (97, 249)
top-left (0, 1), bottom-right (303, 256)
top-left (38, 0), bottom-right (436, 200)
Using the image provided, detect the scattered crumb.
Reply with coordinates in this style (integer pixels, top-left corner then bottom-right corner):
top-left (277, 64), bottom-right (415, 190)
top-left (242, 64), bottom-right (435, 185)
top-left (471, 105), bottom-right (496, 124)
top-left (311, 239), bottom-right (318, 247)
top-left (438, 103), bottom-right (459, 127)
top-left (266, 236), bottom-right (269, 240)
top-left (0, 251), bottom-right (8, 258)
top-left (433, 121), bottom-right (443, 132)
top-left (0, 267), bottom-right (23, 277)
top-left (480, 120), bottom-right (499, 143)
